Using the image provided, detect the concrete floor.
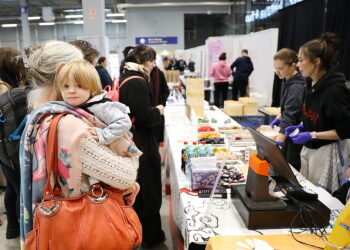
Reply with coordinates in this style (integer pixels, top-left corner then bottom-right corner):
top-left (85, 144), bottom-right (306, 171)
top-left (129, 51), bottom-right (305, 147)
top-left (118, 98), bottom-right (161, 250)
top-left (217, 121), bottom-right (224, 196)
top-left (0, 190), bottom-right (173, 250)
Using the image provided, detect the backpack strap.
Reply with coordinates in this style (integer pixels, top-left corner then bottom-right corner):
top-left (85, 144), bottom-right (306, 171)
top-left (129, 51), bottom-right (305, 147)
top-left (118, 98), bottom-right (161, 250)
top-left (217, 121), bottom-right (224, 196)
top-left (119, 76), bottom-right (144, 89)
top-left (4, 115), bottom-right (28, 142)
top-left (118, 76), bottom-right (144, 126)
top-left (80, 97), bottom-right (111, 110)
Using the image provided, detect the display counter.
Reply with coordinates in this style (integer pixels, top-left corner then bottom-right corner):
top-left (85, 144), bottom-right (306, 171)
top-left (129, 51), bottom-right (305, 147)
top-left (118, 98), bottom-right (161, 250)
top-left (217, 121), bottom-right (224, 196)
top-left (163, 105), bottom-right (344, 250)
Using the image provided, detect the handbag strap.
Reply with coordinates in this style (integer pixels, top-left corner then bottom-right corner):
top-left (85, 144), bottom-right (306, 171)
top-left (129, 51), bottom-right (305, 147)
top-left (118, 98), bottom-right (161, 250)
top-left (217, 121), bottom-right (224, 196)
top-left (43, 113), bottom-right (66, 201)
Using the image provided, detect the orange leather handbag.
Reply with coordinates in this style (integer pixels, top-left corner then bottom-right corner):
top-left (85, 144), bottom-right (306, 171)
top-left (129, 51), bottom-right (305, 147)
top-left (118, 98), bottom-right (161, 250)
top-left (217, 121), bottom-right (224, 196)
top-left (24, 114), bottom-right (142, 250)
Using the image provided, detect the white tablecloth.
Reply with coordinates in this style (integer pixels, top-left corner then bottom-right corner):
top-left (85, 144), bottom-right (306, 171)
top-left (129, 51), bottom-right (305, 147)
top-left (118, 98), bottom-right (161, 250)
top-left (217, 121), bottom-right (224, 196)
top-left (163, 105), bottom-right (344, 249)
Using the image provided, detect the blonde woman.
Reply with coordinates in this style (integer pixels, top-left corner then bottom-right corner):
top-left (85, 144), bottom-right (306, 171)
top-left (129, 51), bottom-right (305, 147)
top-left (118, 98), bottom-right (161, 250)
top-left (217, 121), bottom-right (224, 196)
top-left (270, 48), bottom-right (305, 171)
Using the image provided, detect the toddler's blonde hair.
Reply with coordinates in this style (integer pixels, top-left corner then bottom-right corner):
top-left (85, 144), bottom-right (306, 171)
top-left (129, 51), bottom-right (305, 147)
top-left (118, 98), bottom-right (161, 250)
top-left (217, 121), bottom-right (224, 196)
top-left (56, 59), bottom-right (103, 98)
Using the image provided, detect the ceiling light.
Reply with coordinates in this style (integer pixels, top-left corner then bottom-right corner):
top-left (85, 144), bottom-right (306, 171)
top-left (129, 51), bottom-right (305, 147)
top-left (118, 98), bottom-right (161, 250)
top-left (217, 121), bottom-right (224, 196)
top-left (63, 9), bottom-right (82, 13)
top-left (2, 24), bottom-right (17, 27)
top-left (74, 21), bottom-right (84, 25)
top-left (28, 16), bottom-right (40, 20)
top-left (112, 20), bottom-right (127, 23)
top-left (39, 22), bottom-right (55, 26)
top-left (107, 13), bottom-right (125, 17)
top-left (65, 14), bottom-right (83, 19)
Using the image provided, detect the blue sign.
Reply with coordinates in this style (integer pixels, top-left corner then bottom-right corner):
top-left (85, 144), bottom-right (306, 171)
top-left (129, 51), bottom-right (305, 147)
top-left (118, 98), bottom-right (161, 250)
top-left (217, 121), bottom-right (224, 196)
top-left (135, 37), bottom-right (178, 45)
top-left (20, 6), bottom-right (28, 14)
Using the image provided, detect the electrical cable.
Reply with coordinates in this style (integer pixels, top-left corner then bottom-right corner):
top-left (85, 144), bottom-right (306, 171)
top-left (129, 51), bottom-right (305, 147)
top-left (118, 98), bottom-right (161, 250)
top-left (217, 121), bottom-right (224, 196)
top-left (253, 229), bottom-right (263, 235)
top-left (277, 182), bottom-right (326, 249)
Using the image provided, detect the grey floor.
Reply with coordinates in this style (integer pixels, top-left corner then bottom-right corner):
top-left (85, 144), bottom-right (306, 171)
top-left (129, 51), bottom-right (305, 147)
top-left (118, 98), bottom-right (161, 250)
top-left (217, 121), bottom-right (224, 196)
top-left (0, 190), bottom-right (173, 250)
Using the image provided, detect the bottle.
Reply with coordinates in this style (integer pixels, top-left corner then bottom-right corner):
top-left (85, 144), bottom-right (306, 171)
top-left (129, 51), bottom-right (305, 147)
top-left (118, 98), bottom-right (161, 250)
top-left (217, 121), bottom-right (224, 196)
top-left (199, 141), bottom-right (207, 157)
top-left (207, 145), bottom-right (215, 156)
top-left (192, 141), bottom-right (199, 158)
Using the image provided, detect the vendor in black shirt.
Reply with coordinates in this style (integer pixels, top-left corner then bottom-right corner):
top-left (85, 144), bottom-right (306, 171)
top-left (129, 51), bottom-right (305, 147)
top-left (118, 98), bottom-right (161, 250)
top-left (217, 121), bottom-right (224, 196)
top-left (285, 33), bottom-right (350, 193)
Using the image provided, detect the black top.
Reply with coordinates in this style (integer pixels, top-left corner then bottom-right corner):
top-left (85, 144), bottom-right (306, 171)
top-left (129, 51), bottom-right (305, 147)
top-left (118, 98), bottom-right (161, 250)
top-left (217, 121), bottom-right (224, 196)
top-left (230, 56), bottom-right (254, 81)
top-left (95, 66), bottom-right (112, 89)
top-left (279, 72), bottom-right (305, 133)
top-left (303, 64), bottom-right (350, 149)
top-left (118, 70), bottom-right (161, 129)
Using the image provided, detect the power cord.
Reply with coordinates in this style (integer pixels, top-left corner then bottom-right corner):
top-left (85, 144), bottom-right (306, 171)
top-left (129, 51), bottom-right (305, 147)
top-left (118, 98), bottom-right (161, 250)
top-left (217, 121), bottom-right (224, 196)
top-left (277, 183), bottom-right (327, 249)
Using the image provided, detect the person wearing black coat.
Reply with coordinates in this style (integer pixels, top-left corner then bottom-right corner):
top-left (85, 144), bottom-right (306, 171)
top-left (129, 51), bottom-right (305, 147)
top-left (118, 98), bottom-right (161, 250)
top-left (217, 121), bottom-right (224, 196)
top-left (118, 45), bottom-right (166, 248)
top-left (230, 49), bottom-right (254, 100)
top-left (95, 56), bottom-right (112, 89)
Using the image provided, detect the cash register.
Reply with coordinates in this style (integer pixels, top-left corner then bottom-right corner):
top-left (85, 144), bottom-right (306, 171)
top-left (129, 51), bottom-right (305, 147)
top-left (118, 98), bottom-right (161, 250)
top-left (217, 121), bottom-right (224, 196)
top-left (231, 127), bottom-right (330, 229)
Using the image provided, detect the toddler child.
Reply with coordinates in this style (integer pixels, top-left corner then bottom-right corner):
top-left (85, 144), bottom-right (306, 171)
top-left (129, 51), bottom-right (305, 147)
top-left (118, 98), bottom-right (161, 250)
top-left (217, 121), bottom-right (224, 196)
top-left (55, 59), bottom-right (141, 205)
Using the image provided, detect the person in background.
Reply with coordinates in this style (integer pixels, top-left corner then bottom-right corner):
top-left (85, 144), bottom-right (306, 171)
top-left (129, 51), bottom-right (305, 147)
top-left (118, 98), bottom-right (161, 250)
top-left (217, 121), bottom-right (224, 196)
top-left (175, 57), bottom-right (187, 74)
top-left (95, 56), bottom-right (113, 89)
top-left (188, 59), bottom-right (195, 72)
top-left (69, 39), bottom-right (99, 65)
top-left (119, 45), bottom-right (165, 248)
top-left (164, 56), bottom-right (176, 70)
top-left (210, 52), bottom-right (231, 108)
top-left (231, 49), bottom-right (254, 100)
top-left (270, 48), bottom-right (305, 171)
top-left (285, 33), bottom-right (350, 193)
top-left (0, 47), bottom-right (27, 243)
top-left (119, 46), bottom-right (134, 76)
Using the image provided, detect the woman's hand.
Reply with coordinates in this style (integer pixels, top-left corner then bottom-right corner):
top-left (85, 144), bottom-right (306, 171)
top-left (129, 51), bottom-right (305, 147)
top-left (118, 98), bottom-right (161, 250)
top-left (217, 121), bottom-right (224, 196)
top-left (156, 105), bottom-right (164, 115)
top-left (87, 127), bottom-right (99, 141)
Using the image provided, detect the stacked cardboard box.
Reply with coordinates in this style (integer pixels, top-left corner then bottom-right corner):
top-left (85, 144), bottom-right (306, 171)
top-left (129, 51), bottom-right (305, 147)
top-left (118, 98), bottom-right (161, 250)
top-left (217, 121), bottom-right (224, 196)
top-left (223, 98), bottom-right (259, 116)
top-left (224, 100), bottom-right (243, 116)
top-left (186, 78), bottom-right (204, 117)
top-left (164, 70), bottom-right (180, 83)
top-left (238, 97), bottom-right (258, 115)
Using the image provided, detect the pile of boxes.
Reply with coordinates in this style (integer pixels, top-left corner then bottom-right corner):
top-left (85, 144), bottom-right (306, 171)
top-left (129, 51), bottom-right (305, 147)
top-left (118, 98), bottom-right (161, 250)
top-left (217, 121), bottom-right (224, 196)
top-left (223, 97), bottom-right (259, 116)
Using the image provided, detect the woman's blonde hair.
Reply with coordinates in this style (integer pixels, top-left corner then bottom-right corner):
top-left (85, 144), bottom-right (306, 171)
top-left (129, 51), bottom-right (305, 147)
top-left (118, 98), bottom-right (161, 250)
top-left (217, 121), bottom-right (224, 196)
top-left (56, 59), bottom-right (102, 98)
top-left (273, 48), bottom-right (298, 65)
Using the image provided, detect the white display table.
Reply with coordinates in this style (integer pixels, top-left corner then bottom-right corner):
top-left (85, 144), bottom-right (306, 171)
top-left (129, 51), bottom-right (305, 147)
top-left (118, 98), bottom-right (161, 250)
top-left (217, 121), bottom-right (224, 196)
top-left (164, 105), bottom-right (344, 249)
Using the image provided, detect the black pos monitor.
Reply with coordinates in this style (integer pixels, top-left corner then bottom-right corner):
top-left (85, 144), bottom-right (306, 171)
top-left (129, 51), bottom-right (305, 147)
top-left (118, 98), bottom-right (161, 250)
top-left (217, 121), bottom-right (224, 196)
top-left (247, 127), bottom-right (301, 188)
top-left (231, 127), bottom-right (330, 229)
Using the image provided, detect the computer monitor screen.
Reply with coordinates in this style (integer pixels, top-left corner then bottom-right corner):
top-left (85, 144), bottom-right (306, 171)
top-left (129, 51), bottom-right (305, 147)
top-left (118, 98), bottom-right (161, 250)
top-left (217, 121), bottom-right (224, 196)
top-left (247, 127), bottom-right (302, 188)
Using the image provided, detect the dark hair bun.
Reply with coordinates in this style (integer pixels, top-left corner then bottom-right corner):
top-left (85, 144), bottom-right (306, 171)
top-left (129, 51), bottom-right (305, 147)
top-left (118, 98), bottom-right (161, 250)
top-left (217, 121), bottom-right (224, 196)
top-left (219, 52), bottom-right (227, 60)
top-left (321, 32), bottom-right (341, 52)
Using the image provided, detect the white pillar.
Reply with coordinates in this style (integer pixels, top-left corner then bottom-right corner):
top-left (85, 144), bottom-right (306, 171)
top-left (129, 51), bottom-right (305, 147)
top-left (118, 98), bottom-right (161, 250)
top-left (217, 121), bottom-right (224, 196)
top-left (20, 0), bottom-right (31, 49)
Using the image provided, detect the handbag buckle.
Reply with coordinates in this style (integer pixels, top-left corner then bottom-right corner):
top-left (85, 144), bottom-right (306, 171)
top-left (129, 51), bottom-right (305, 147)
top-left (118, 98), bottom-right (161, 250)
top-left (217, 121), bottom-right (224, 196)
top-left (38, 201), bottom-right (61, 216)
top-left (88, 184), bottom-right (108, 202)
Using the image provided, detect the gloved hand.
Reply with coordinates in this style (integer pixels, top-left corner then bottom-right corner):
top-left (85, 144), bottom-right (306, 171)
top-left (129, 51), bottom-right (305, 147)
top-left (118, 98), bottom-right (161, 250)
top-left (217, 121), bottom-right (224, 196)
top-left (275, 141), bottom-right (284, 148)
top-left (269, 118), bottom-right (280, 128)
top-left (285, 124), bottom-right (304, 138)
top-left (291, 131), bottom-right (312, 144)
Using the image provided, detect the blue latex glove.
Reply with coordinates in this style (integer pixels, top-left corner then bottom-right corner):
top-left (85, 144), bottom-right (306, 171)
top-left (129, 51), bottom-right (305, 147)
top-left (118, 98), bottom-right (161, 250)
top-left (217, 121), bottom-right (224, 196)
top-left (269, 118), bottom-right (280, 128)
top-left (276, 141), bottom-right (284, 148)
top-left (285, 124), bottom-right (304, 138)
top-left (291, 131), bottom-right (312, 144)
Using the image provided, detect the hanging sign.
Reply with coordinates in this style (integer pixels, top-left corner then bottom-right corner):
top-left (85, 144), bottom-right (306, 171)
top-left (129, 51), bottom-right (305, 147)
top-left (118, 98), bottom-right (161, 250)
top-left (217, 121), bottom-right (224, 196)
top-left (135, 37), bottom-right (178, 45)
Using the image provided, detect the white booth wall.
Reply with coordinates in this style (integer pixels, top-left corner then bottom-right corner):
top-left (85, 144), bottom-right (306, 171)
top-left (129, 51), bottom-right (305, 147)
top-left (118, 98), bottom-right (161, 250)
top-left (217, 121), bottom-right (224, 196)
top-left (237, 28), bottom-right (279, 107)
top-left (184, 28), bottom-right (279, 106)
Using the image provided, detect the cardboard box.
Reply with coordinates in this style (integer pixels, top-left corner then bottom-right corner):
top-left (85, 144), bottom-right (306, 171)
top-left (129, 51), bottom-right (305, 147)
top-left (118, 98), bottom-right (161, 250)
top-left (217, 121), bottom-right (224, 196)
top-left (224, 101), bottom-right (243, 116)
